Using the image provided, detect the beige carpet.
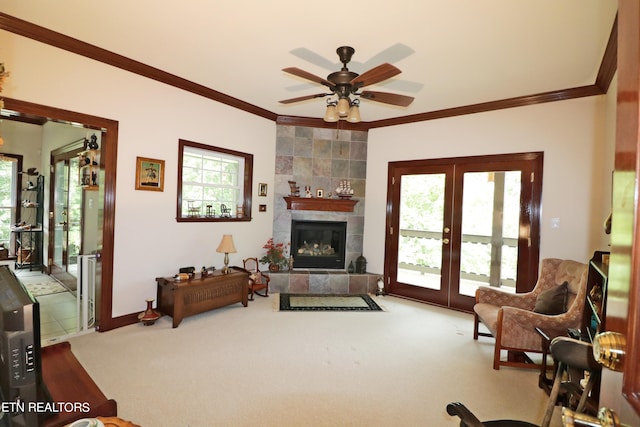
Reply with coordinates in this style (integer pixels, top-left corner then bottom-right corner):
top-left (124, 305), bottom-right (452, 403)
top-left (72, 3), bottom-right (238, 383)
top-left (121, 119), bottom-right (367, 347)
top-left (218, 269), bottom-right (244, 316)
top-left (63, 295), bottom-right (562, 426)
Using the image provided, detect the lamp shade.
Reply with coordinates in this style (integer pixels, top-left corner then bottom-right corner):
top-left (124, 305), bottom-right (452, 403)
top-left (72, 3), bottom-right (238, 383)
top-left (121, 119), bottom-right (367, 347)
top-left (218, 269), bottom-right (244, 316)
top-left (216, 234), bottom-right (237, 253)
top-left (346, 104), bottom-right (361, 123)
top-left (324, 104), bottom-right (339, 122)
top-left (337, 98), bottom-right (350, 116)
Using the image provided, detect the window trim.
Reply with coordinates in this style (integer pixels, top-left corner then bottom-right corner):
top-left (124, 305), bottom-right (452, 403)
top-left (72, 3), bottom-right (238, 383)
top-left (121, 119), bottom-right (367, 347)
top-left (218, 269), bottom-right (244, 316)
top-left (176, 139), bottom-right (253, 222)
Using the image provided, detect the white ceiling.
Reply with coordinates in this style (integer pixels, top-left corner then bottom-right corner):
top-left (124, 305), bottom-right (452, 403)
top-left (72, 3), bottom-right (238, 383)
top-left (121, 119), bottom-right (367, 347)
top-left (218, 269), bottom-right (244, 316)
top-left (1, 1), bottom-right (618, 123)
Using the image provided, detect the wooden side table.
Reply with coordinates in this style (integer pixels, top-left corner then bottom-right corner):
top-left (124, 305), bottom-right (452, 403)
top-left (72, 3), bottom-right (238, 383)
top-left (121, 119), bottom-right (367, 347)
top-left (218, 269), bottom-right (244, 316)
top-left (156, 270), bottom-right (248, 328)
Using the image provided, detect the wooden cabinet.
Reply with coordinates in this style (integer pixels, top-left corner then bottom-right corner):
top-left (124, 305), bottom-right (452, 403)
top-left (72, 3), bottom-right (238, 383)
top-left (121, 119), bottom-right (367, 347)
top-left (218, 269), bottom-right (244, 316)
top-left (583, 250), bottom-right (609, 342)
top-left (156, 270), bottom-right (249, 328)
top-left (79, 149), bottom-right (100, 190)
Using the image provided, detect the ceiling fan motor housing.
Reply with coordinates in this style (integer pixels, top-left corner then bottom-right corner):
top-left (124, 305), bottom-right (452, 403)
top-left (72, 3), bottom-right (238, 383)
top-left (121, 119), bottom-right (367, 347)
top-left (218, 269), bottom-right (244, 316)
top-left (330, 46), bottom-right (359, 99)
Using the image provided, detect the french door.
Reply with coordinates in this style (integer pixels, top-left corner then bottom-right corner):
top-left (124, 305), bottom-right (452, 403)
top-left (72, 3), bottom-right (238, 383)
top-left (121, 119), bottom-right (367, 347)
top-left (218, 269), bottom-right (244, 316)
top-left (384, 152), bottom-right (543, 312)
top-left (50, 147), bottom-right (83, 286)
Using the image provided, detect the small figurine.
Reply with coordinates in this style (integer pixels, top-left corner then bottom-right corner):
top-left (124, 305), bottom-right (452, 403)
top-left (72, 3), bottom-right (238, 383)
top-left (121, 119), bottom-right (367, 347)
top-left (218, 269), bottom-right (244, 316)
top-left (305, 185), bottom-right (312, 198)
top-left (88, 134), bottom-right (99, 149)
top-left (288, 180), bottom-right (300, 197)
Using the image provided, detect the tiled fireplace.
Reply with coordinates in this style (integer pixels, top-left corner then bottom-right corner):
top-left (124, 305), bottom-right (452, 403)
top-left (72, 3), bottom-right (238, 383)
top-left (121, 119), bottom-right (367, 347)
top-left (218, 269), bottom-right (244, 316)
top-left (268, 125), bottom-right (379, 294)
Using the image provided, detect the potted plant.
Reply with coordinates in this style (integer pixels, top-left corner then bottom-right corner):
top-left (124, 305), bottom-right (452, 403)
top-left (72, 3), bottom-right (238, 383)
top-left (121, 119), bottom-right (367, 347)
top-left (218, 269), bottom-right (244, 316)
top-left (260, 238), bottom-right (289, 272)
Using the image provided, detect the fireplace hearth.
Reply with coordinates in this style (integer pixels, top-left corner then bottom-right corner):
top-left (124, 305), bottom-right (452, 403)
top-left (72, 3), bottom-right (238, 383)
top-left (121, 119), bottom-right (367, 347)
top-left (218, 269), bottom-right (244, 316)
top-left (291, 220), bottom-right (347, 269)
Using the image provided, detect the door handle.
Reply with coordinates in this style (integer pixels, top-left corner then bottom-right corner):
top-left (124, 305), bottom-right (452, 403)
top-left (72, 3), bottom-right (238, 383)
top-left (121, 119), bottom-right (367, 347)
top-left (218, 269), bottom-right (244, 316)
top-left (443, 238), bottom-right (450, 244)
top-left (593, 331), bottom-right (626, 371)
top-left (443, 227), bottom-right (450, 233)
top-left (562, 407), bottom-right (622, 427)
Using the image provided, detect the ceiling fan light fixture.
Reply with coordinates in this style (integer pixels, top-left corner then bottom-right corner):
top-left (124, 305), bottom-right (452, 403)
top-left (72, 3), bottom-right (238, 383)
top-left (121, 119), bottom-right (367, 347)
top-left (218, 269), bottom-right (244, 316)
top-left (346, 99), bottom-right (361, 123)
top-left (324, 101), bottom-right (339, 122)
top-left (281, 46), bottom-right (413, 122)
top-left (337, 97), bottom-right (350, 117)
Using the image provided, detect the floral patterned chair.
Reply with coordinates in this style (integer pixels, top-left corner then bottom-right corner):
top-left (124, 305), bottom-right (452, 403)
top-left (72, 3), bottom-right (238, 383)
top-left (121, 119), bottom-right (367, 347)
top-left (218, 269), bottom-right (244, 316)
top-left (473, 258), bottom-right (588, 370)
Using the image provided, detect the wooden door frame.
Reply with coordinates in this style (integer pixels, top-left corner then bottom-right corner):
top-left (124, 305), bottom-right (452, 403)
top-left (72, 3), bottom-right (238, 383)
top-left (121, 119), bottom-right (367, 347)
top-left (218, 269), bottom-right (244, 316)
top-left (384, 152), bottom-right (543, 311)
top-left (604, 0), bottom-right (640, 420)
top-left (3, 96), bottom-right (122, 332)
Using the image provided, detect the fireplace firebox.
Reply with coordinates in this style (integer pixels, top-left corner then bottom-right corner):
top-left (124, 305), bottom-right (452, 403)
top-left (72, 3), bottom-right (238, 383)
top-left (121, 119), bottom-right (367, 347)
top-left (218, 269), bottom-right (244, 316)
top-left (291, 220), bottom-right (347, 269)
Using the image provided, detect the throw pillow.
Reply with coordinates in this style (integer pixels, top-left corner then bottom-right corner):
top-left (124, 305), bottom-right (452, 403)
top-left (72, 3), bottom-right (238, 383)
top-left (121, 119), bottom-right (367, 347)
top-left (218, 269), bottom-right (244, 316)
top-left (533, 281), bottom-right (568, 315)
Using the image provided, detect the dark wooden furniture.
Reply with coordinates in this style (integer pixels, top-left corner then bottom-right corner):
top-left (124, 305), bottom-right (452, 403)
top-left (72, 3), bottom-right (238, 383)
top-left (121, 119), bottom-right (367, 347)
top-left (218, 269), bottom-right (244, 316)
top-left (42, 341), bottom-right (117, 427)
top-left (283, 196), bottom-right (358, 212)
top-left (156, 270), bottom-right (249, 328)
top-left (242, 258), bottom-right (270, 300)
top-left (583, 250), bottom-right (609, 343)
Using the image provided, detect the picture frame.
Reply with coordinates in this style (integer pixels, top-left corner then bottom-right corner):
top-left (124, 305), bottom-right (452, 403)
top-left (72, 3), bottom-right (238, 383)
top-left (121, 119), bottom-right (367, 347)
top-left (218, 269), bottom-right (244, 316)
top-left (316, 188), bottom-right (324, 199)
top-left (259, 204), bottom-right (267, 212)
top-left (135, 156), bottom-right (165, 191)
top-left (258, 183), bottom-right (267, 197)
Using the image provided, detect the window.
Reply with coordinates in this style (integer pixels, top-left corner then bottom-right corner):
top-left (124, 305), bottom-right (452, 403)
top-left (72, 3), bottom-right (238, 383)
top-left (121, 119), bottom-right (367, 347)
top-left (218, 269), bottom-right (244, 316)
top-left (177, 139), bottom-right (253, 222)
top-left (0, 154), bottom-right (22, 251)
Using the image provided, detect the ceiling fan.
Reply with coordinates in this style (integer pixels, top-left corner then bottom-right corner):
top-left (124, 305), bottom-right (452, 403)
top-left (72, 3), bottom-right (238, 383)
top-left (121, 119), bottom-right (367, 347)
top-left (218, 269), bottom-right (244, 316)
top-left (279, 46), bottom-right (414, 122)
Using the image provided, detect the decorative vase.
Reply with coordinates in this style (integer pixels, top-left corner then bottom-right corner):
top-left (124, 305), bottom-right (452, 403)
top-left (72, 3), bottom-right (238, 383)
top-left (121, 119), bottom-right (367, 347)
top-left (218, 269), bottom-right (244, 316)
top-left (138, 299), bottom-right (161, 326)
top-left (269, 263), bottom-right (280, 272)
top-left (347, 261), bottom-right (355, 274)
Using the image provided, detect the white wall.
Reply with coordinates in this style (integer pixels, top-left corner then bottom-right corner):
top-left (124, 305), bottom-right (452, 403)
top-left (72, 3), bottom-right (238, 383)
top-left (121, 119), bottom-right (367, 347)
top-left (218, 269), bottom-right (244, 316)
top-left (2, 28), bottom-right (618, 317)
top-left (2, 31), bottom-right (277, 317)
top-left (364, 92), bottom-right (616, 275)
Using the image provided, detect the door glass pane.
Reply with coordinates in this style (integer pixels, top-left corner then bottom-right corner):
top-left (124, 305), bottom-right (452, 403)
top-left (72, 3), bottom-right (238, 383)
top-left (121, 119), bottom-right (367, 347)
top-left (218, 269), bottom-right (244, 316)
top-left (67, 157), bottom-right (82, 277)
top-left (397, 174), bottom-right (446, 289)
top-left (459, 171), bottom-right (521, 296)
top-left (53, 160), bottom-right (68, 267)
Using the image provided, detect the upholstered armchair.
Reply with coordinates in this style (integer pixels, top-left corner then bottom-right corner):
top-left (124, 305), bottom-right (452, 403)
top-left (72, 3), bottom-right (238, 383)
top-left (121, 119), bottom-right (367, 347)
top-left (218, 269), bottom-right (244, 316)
top-left (473, 258), bottom-right (588, 370)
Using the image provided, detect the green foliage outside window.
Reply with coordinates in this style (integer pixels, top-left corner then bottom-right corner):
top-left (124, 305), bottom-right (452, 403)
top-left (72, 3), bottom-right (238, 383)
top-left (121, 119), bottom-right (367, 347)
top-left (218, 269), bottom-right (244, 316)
top-left (177, 139), bottom-right (252, 221)
top-left (0, 158), bottom-right (16, 247)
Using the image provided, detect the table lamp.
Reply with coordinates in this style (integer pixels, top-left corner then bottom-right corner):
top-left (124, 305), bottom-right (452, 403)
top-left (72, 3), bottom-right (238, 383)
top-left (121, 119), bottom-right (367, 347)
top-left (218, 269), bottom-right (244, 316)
top-left (216, 234), bottom-right (237, 274)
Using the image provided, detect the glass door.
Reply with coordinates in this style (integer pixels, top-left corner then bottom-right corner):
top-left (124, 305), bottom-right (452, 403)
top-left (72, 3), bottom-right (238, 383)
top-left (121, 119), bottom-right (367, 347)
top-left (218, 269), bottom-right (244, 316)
top-left (394, 167), bottom-right (454, 306)
top-left (51, 150), bottom-right (83, 288)
top-left (385, 153), bottom-right (542, 311)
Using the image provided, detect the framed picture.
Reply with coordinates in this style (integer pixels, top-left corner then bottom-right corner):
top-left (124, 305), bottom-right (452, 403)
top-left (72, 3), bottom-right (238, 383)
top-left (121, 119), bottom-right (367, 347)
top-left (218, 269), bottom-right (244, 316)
top-left (135, 156), bottom-right (165, 191)
top-left (259, 204), bottom-right (267, 212)
top-left (316, 188), bottom-right (324, 198)
top-left (258, 183), bottom-right (268, 197)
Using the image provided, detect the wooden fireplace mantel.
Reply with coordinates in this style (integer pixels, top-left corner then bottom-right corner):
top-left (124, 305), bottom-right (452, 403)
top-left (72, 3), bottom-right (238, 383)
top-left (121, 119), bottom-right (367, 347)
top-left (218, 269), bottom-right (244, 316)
top-left (283, 196), bottom-right (358, 212)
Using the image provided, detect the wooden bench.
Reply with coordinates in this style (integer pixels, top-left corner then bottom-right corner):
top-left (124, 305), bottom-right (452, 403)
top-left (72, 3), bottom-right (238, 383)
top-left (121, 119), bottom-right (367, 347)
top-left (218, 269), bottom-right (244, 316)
top-left (156, 269), bottom-right (249, 328)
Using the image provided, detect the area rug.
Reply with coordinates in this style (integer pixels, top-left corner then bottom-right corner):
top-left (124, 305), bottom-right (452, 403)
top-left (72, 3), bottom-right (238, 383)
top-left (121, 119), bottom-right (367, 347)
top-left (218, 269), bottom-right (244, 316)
top-left (25, 280), bottom-right (68, 297)
top-left (277, 293), bottom-right (384, 312)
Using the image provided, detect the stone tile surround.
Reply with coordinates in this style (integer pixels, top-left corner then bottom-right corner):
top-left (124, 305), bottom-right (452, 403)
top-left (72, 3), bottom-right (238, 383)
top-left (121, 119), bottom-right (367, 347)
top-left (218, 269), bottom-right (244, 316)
top-left (268, 270), bottom-right (381, 294)
top-left (271, 125), bottom-right (369, 294)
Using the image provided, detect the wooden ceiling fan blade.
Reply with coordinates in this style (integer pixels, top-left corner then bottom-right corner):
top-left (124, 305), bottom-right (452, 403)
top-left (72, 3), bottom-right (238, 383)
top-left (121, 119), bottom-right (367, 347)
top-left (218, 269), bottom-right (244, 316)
top-left (283, 67), bottom-right (336, 88)
top-left (360, 91), bottom-right (414, 107)
top-left (279, 93), bottom-right (330, 104)
top-left (350, 63), bottom-right (401, 88)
